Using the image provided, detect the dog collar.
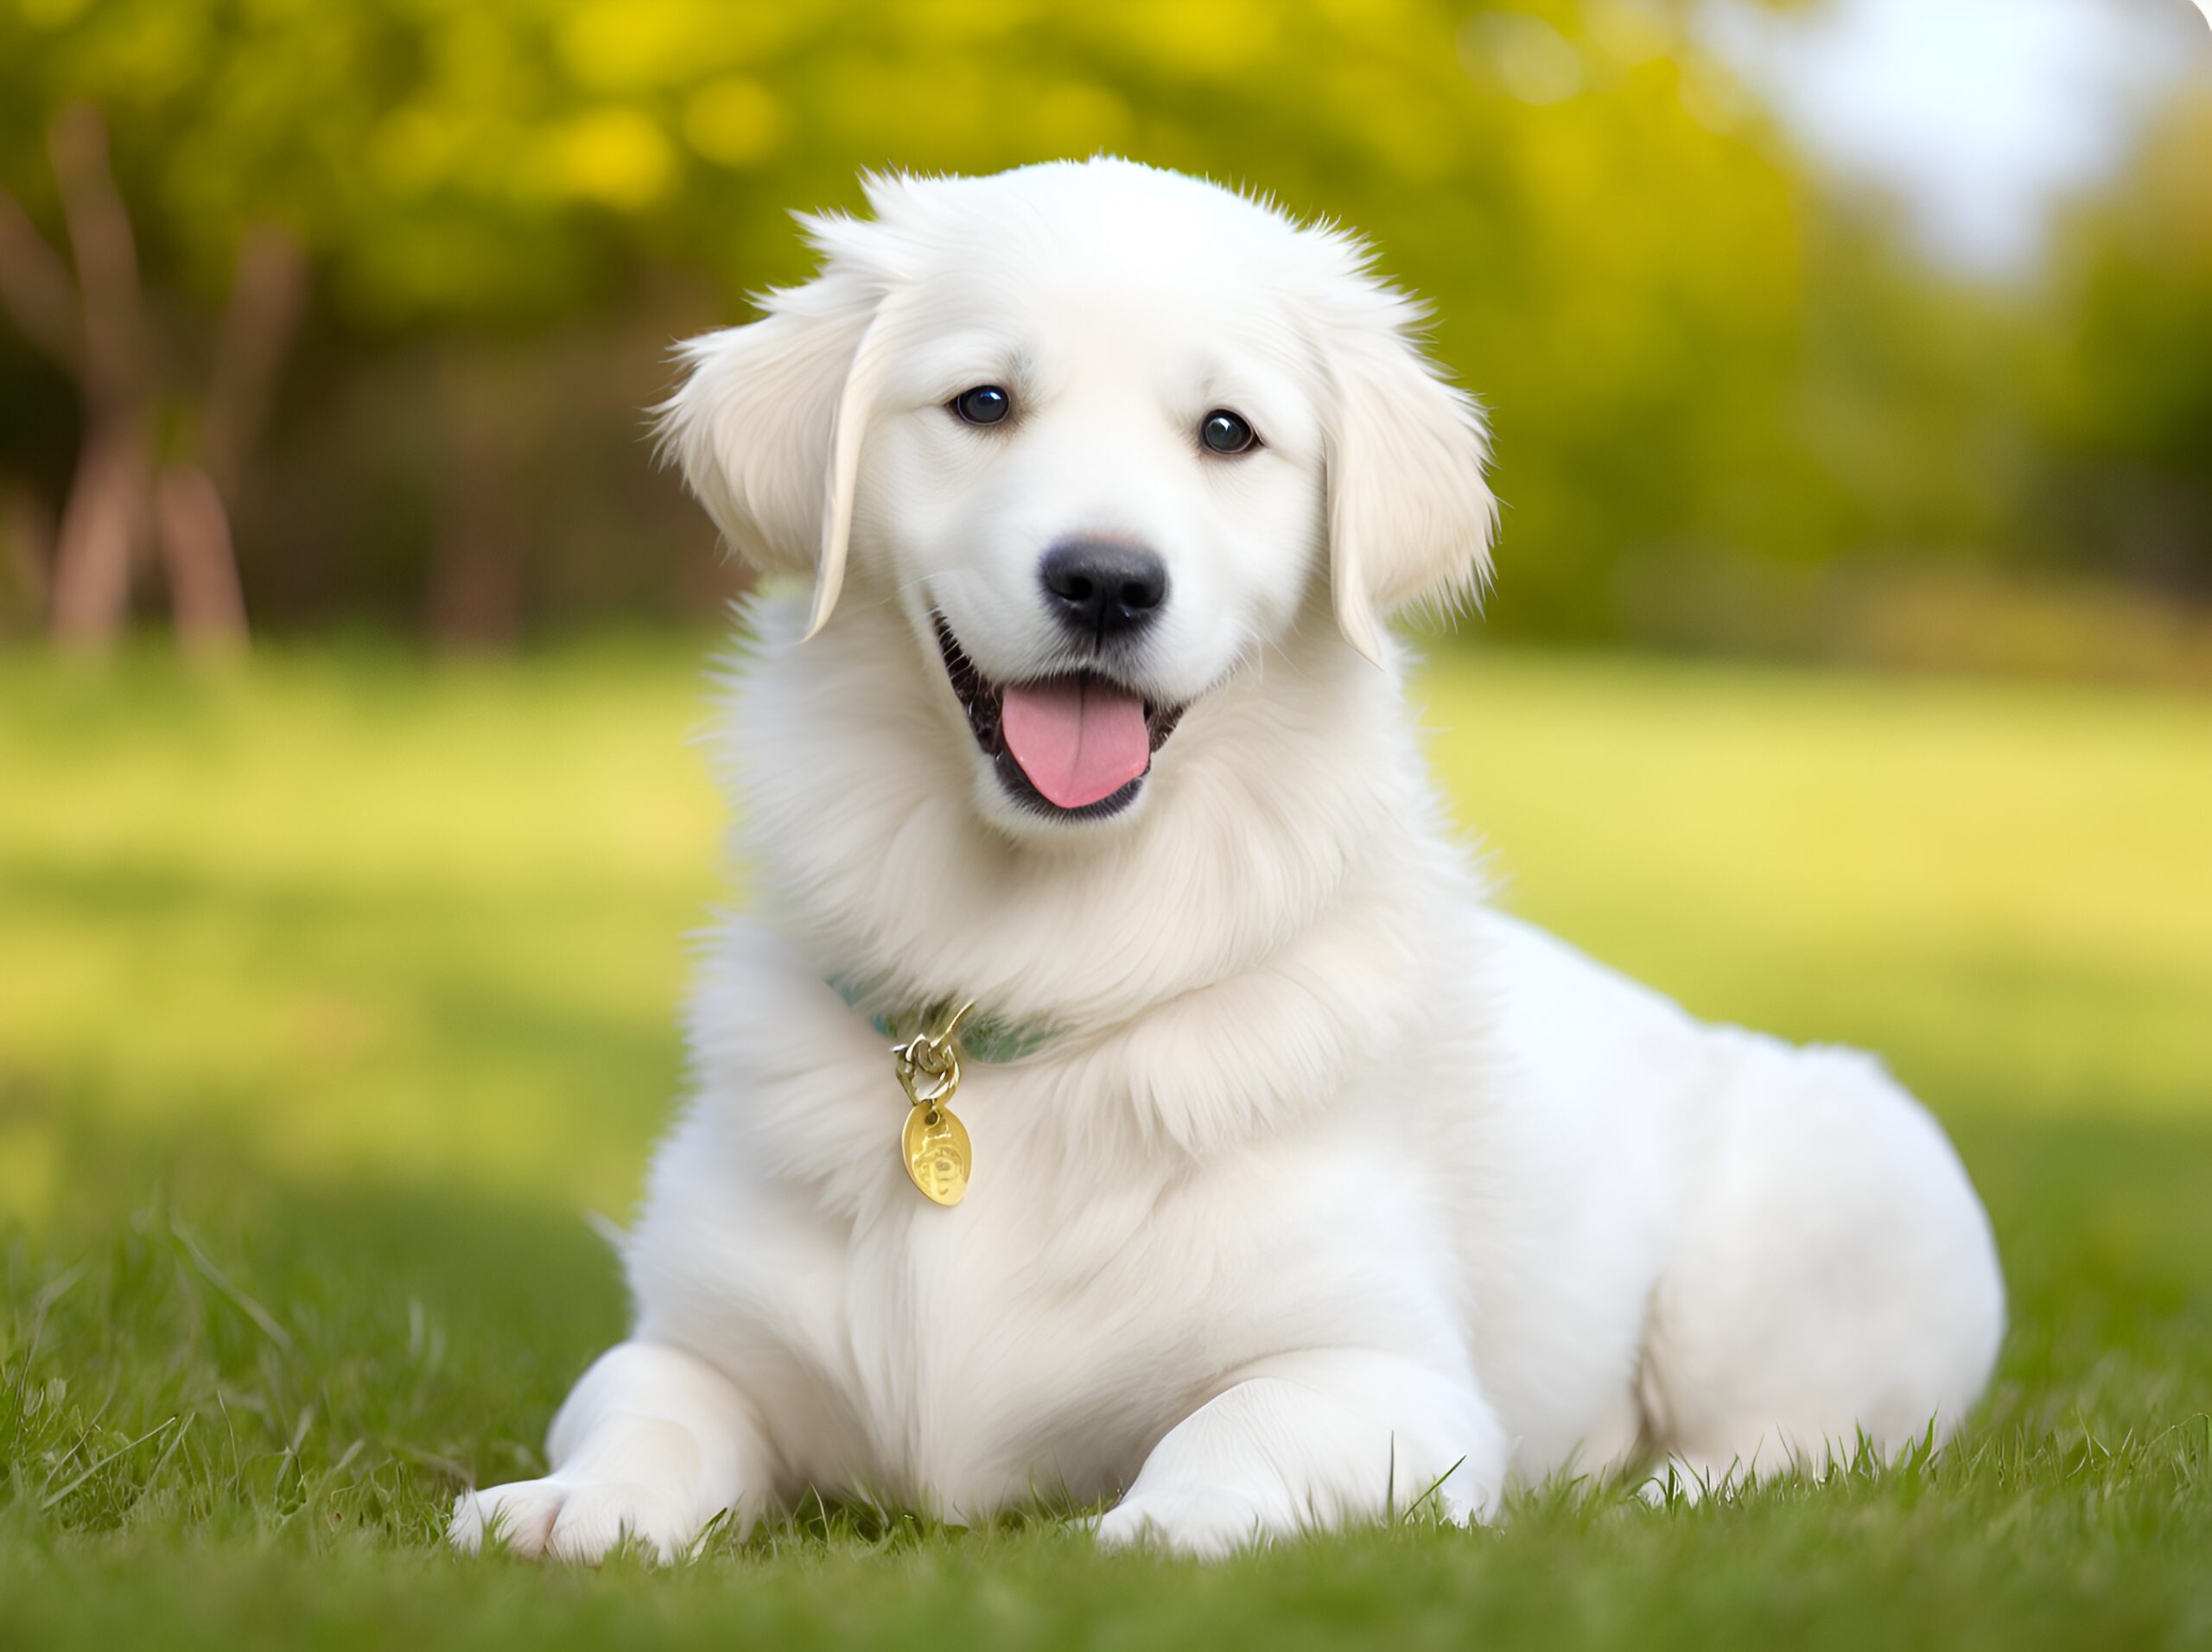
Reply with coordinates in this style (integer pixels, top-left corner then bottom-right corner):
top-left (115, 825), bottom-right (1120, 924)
top-left (829, 976), bottom-right (1055, 1065)
top-left (830, 977), bottom-right (1056, 1208)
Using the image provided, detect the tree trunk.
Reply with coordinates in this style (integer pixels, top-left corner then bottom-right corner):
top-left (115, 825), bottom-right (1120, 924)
top-left (48, 422), bottom-right (148, 650)
top-left (43, 105), bottom-right (149, 652)
top-left (427, 353), bottom-right (528, 648)
top-left (156, 461), bottom-right (248, 657)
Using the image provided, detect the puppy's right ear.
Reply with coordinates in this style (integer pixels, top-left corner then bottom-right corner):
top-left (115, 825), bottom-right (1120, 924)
top-left (657, 263), bottom-right (891, 639)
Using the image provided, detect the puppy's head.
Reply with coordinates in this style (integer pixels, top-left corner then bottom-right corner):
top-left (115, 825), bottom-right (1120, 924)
top-left (661, 160), bottom-right (1496, 836)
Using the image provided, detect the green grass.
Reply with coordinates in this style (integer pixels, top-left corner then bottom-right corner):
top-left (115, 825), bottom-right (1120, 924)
top-left (3, 638), bottom-right (2209, 1649)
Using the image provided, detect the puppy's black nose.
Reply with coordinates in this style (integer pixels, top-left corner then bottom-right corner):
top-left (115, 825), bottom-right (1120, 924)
top-left (1039, 539), bottom-right (1168, 642)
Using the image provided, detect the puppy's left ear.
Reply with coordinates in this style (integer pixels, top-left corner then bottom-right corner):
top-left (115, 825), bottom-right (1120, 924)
top-left (1313, 276), bottom-right (1498, 664)
top-left (655, 257), bottom-right (897, 640)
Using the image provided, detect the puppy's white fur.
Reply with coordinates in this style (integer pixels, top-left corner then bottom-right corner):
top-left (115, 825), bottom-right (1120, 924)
top-left (448, 160), bottom-right (2004, 1563)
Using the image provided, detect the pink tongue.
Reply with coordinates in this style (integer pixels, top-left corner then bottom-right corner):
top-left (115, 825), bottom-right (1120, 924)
top-left (1001, 679), bottom-right (1152, 810)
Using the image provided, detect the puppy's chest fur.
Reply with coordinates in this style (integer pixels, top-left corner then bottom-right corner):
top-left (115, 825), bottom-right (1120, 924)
top-left (639, 1038), bottom-right (1445, 1515)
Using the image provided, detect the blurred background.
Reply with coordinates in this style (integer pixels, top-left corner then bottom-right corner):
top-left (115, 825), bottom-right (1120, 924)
top-left (0, 0), bottom-right (2206, 675)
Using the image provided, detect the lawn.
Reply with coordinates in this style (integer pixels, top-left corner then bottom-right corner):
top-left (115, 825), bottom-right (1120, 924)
top-left (3, 638), bottom-right (2209, 1649)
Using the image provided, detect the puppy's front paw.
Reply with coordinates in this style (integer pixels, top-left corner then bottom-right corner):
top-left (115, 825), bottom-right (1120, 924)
top-left (1095, 1484), bottom-right (1276, 1560)
top-left (448, 1476), bottom-right (709, 1565)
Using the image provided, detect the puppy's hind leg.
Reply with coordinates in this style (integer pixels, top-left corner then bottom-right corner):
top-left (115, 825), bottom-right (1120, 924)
top-left (449, 1340), bottom-right (771, 1564)
top-left (1639, 1032), bottom-right (2004, 1492)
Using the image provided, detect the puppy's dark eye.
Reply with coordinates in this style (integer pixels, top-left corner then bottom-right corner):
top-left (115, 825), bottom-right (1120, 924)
top-left (1199, 409), bottom-right (1257, 454)
top-left (951, 384), bottom-right (1012, 426)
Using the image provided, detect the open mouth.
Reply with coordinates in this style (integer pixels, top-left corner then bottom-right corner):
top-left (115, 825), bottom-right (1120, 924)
top-left (937, 618), bottom-right (1185, 819)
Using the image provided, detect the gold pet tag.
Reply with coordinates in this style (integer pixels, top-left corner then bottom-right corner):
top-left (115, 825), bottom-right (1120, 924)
top-left (893, 1002), bottom-right (976, 1206)
top-left (901, 1101), bottom-right (971, 1206)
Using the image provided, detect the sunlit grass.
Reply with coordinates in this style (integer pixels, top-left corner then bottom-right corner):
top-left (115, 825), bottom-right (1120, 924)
top-left (1419, 649), bottom-right (2212, 1121)
top-left (3, 638), bottom-right (2209, 1649)
top-left (1, 641), bottom-right (721, 1216)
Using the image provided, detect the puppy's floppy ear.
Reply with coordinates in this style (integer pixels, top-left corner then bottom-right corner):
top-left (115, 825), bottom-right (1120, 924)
top-left (1312, 270), bottom-right (1499, 664)
top-left (656, 253), bottom-right (895, 640)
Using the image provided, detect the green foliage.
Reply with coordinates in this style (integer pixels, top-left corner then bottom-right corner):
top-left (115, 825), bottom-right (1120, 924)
top-left (2033, 90), bottom-right (2212, 594)
top-left (0, 1), bottom-right (2203, 644)
top-left (0, 0), bottom-right (1793, 326)
top-left (0, 0), bottom-right (2099, 645)
top-left (3, 643), bottom-right (2211, 1645)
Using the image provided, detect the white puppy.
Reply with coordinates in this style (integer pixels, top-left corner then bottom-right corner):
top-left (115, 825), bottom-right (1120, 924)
top-left (449, 158), bottom-right (2004, 1563)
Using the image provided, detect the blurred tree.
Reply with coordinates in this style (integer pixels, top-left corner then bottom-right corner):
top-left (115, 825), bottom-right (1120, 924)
top-left (0, 105), bottom-right (150, 651)
top-left (0, 103), bottom-right (301, 654)
top-left (0, 0), bottom-right (2202, 658)
top-left (2036, 89), bottom-right (2212, 598)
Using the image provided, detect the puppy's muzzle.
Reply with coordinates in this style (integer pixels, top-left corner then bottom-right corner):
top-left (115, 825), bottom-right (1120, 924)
top-left (1038, 538), bottom-right (1168, 645)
